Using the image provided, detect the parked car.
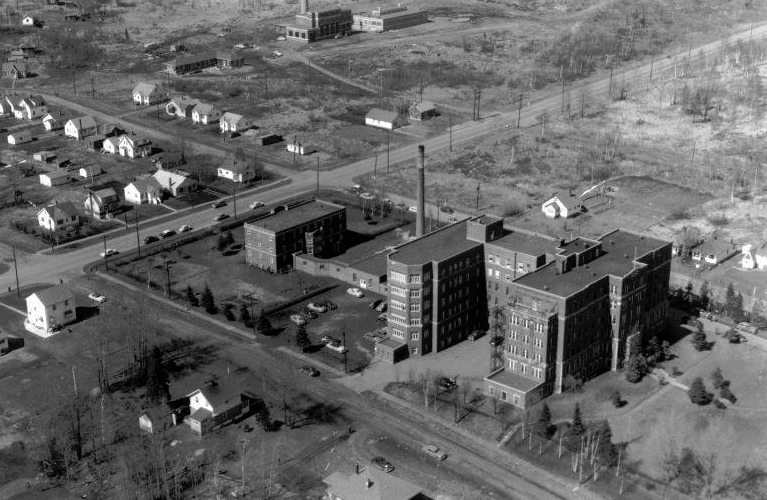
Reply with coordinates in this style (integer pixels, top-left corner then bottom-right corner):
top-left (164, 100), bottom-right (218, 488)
top-left (88, 293), bottom-right (107, 303)
top-left (290, 314), bottom-right (306, 326)
top-left (322, 300), bottom-right (337, 310)
top-left (249, 201), bottom-right (265, 209)
top-left (211, 200), bottom-right (227, 208)
top-left (467, 330), bottom-right (485, 341)
top-left (377, 313), bottom-right (388, 322)
top-left (347, 287), bottom-right (364, 298)
top-left (360, 192), bottom-right (375, 200)
top-left (320, 335), bottom-right (340, 344)
top-left (448, 217), bottom-right (458, 223)
top-left (214, 213), bottom-right (230, 221)
top-left (179, 224), bottom-right (193, 233)
top-left (307, 302), bottom-right (328, 313)
top-left (422, 444), bottom-right (448, 461)
top-left (325, 341), bottom-right (347, 353)
top-left (737, 322), bottom-right (758, 334)
top-left (276, 36), bottom-right (286, 41)
top-left (143, 235), bottom-right (159, 245)
top-left (727, 330), bottom-right (748, 343)
top-left (270, 205), bottom-right (287, 215)
top-left (371, 457), bottom-right (394, 473)
top-left (369, 299), bottom-right (383, 309)
top-left (489, 335), bottom-right (504, 347)
top-left (408, 206), bottom-right (418, 213)
top-left (299, 365), bottom-right (320, 377)
top-left (99, 248), bottom-right (118, 258)
top-left (160, 229), bottom-right (176, 239)
top-left (440, 205), bottom-right (455, 214)
top-left (438, 377), bottom-right (456, 389)
top-left (375, 301), bottom-right (388, 312)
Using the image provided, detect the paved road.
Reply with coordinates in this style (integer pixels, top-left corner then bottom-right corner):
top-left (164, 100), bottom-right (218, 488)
top-left (4, 22), bottom-right (767, 292)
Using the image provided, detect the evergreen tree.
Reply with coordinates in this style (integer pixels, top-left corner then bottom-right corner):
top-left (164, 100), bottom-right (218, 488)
top-left (217, 232), bottom-right (229, 251)
top-left (725, 283), bottom-right (737, 319)
top-left (711, 367), bottom-right (725, 389)
top-left (186, 286), bottom-right (199, 307)
top-left (145, 346), bottom-right (169, 405)
top-left (536, 402), bottom-right (552, 437)
top-left (661, 341), bottom-right (672, 361)
top-left (692, 325), bottom-right (707, 351)
top-left (240, 303), bottom-right (252, 327)
top-left (222, 304), bottom-right (235, 321)
top-left (733, 293), bottom-right (744, 322)
top-left (201, 284), bottom-right (216, 314)
top-left (596, 420), bottom-right (618, 467)
top-left (295, 323), bottom-right (310, 348)
top-left (570, 403), bottom-right (585, 438)
top-left (610, 390), bottom-right (622, 408)
top-left (625, 350), bottom-right (643, 382)
top-left (699, 281), bottom-right (710, 311)
top-left (646, 336), bottom-right (662, 363)
top-left (256, 313), bottom-right (272, 336)
top-left (689, 377), bottom-right (712, 405)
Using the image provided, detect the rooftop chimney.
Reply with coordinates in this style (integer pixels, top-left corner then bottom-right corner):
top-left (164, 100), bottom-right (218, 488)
top-left (416, 145), bottom-right (425, 237)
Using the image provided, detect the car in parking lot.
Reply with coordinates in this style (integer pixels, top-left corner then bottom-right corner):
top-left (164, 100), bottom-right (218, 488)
top-left (99, 248), bottom-right (119, 258)
top-left (375, 301), bottom-right (387, 312)
top-left (322, 300), bottom-right (337, 310)
top-left (371, 456), bottom-right (394, 473)
top-left (438, 377), bottom-right (456, 389)
top-left (346, 287), bottom-right (364, 298)
top-left (360, 192), bottom-right (375, 200)
top-left (143, 235), bottom-right (159, 245)
top-left (320, 335), bottom-right (340, 344)
top-left (179, 224), bottom-right (193, 233)
top-left (290, 314), bottom-right (306, 326)
top-left (737, 322), bottom-right (758, 334)
top-left (214, 213), bottom-right (230, 221)
top-left (249, 201), bottom-right (265, 209)
top-left (88, 293), bottom-right (107, 303)
top-left (299, 365), bottom-right (320, 377)
top-left (307, 302), bottom-right (327, 313)
top-left (377, 313), bottom-right (388, 323)
top-left (369, 299), bottom-right (383, 309)
top-left (160, 229), bottom-right (176, 239)
top-left (211, 200), bottom-right (227, 208)
top-left (270, 205), bottom-right (288, 215)
top-left (467, 330), bottom-right (485, 341)
top-left (489, 335), bottom-right (504, 347)
top-left (727, 330), bottom-right (748, 343)
top-left (422, 444), bottom-right (448, 461)
top-left (325, 341), bottom-right (347, 353)
top-left (408, 206), bottom-right (418, 213)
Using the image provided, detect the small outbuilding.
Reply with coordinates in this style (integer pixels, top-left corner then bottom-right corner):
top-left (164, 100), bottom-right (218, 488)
top-left (408, 101), bottom-right (436, 121)
top-left (365, 108), bottom-right (402, 131)
top-left (541, 191), bottom-right (584, 219)
top-left (39, 170), bottom-right (71, 187)
top-left (7, 130), bottom-right (32, 145)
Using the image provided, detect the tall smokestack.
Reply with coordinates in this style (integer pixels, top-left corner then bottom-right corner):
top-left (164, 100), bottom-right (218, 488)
top-left (300, 0), bottom-right (308, 13)
top-left (416, 145), bottom-right (425, 237)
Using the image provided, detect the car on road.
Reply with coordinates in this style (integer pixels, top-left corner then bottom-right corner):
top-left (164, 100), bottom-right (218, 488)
top-left (375, 301), bottom-right (387, 312)
top-left (346, 287), bottom-right (364, 298)
top-left (214, 213), bottom-right (230, 221)
top-left (360, 192), bottom-right (375, 200)
top-left (448, 217), bottom-right (458, 223)
top-left (369, 299), bottom-right (383, 309)
top-left (290, 314), bottom-right (306, 326)
top-left (211, 200), bottom-right (227, 208)
top-left (143, 235), bottom-right (159, 245)
top-left (467, 330), bottom-right (485, 341)
top-left (438, 377), bottom-right (456, 389)
top-left (371, 456), bottom-right (394, 473)
top-left (179, 224), bottom-right (193, 233)
top-left (299, 365), bottom-right (320, 377)
top-left (320, 335), bottom-right (340, 344)
top-left (307, 302), bottom-right (327, 313)
top-left (99, 248), bottom-right (119, 258)
top-left (737, 322), bottom-right (758, 334)
top-left (408, 206), bottom-right (418, 213)
top-left (277, 36), bottom-right (286, 41)
top-left (325, 341), bottom-right (347, 353)
top-left (88, 293), bottom-right (107, 303)
top-left (489, 335), bottom-right (503, 347)
top-left (270, 204), bottom-right (288, 215)
top-left (249, 201), bottom-right (265, 209)
top-left (422, 444), bottom-right (448, 461)
top-left (160, 229), bottom-right (176, 239)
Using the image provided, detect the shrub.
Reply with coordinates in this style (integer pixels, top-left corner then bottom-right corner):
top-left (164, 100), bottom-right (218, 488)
top-left (719, 386), bottom-right (737, 403)
top-left (691, 327), bottom-right (707, 351)
top-left (688, 377), bottom-right (713, 405)
top-left (610, 390), bottom-right (622, 408)
top-left (711, 367), bottom-right (724, 389)
top-left (713, 399), bottom-right (727, 409)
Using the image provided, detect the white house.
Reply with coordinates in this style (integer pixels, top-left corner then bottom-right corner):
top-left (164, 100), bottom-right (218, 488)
top-left (37, 201), bottom-right (80, 231)
top-left (153, 169), bottom-right (198, 197)
top-left (78, 165), bottom-right (104, 179)
top-left (365, 108), bottom-right (401, 131)
top-left (103, 136), bottom-right (120, 154)
top-left (7, 130), bottom-right (32, 145)
top-left (219, 112), bottom-right (252, 133)
top-left (64, 116), bottom-right (98, 140)
top-left (39, 170), bottom-right (71, 187)
top-left (42, 112), bottom-right (67, 131)
top-left (14, 95), bottom-right (47, 120)
top-left (84, 188), bottom-right (120, 219)
top-left (323, 469), bottom-right (423, 500)
top-left (132, 82), bottom-right (164, 105)
top-left (124, 178), bottom-right (163, 205)
top-left (286, 142), bottom-right (315, 155)
top-left (118, 135), bottom-right (152, 158)
top-left (217, 156), bottom-right (255, 183)
top-left (165, 96), bottom-right (200, 118)
top-left (139, 405), bottom-right (176, 434)
top-left (691, 239), bottom-right (738, 268)
top-left (24, 286), bottom-right (76, 336)
top-left (541, 191), bottom-right (584, 219)
top-left (185, 380), bottom-right (249, 435)
top-left (191, 103), bottom-right (221, 124)
top-left (21, 16), bottom-right (38, 27)
top-left (0, 96), bottom-right (17, 115)
top-left (741, 242), bottom-right (767, 270)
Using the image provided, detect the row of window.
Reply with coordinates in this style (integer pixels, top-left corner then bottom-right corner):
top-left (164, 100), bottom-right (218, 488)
top-left (390, 328), bottom-right (420, 341)
top-left (488, 386), bottom-right (520, 405)
top-left (391, 286), bottom-right (421, 298)
top-left (509, 331), bottom-right (545, 347)
top-left (507, 345), bottom-right (544, 362)
top-left (507, 359), bottom-right (544, 379)
top-left (509, 315), bottom-right (546, 332)
top-left (390, 271), bottom-right (422, 284)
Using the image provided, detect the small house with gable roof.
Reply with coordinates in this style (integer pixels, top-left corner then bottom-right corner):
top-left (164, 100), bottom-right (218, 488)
top-left (24, 285), bottom-right (76, 335)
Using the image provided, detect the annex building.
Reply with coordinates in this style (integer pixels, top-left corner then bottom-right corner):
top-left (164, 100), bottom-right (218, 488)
top-left (352, 5), bottom-right (428, 33)
top-left (285, 0), bottom-right (352, 43)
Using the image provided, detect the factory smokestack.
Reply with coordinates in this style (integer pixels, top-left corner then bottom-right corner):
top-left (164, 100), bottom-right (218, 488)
top-left (300, 0), bottom-right (308, 13)
top-left (416, 145), bottom-right (425, 237)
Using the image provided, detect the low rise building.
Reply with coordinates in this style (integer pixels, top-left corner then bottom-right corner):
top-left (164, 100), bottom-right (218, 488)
top-left (191, 103), bottom-right (221, 124)
top-left (84, 188), bottom-right (120, 219)
top-left (24, 285), bottom-right (76, 335)
top-left (285, 3), bottom-right (353, 43)
top-left (184, 379), bottom-right (258, 435)
top-left (408, 101), bottom-right (436, 121)
top-left (132, 82), bottom-right (164, 105)
top-left (118, 135), bottom-right (152, 158)
top-left (39, 170), bottom-right (71, 187)
top-left (741, 242), bottom-right (767, 270)
top-left (541, 190), bottom-right (584, 219)
top-left (37, 201), bottom-right (80, 231)
top-left (152, 169), bottom-right (197, 197)
top-left (352, 5), bottom-right (428, 33)
top-left (365, 108), bottom-right (402, 130)
top-left (7, 130), bottom-right (32, 145)
top-left (219, 112), bottom-right (252, 133)
top-left (124, 178), bottom-right (163, 205)
top-left (323, 468), bottom-right (424, 500)
top-left (64, 116), bottom-right (98, 140)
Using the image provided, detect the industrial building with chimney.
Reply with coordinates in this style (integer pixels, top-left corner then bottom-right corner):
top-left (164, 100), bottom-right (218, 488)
top-left (284, 0), bottom-right (353, 42)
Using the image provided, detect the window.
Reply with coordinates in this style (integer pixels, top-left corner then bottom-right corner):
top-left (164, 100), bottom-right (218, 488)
top-left (610, 284), bottom-right (618, 295)
top-left (390, 271), bottom-right (406, 283)
top-left (521, 364), bottom-right (528, 375)
top-left (410, 331), bottom-right (420, 340)
top-left (535, 353), bottom-right (543, 362)
top-left (522, 349), bottom-right (528, 358)
top-left (494, 270), bottom-right (500, 278)
top-left (390, 314), bottom-right (407, 325)
top-left (535, 323), bottom-right (544, 333)
top-left (410, 303), bottom-right (420, 312)
top-left (509, 359), bottom-right (517, 370)
top-left (488, 268), bottom-right (493, 277)
top-left (523, 334), bottom-right (529, 344)
top-left (410, 274), bottom-right (421, 283)
top-left (511, 331), bottom-right (518, 340)
top-left (391, 328), bottom-right (405, 339)
top-left (501, 391), bottom-right (507, 401)
top-left (391, 286), bottom-right (407, 297)
top-left (410, 318), bottom-right (421, 326)
top-left (268, 236), bottom-right (273, 242)
top-left (488, 254), bottom-right (495, 263)
top-left (410, 289), bottom-right (421, 299)
top-left (506, 258), bottom-right (512, 267)
top-left (534, 337), bottom-right (543, 348)
top-left (391, 300), bottom-right (406, 311)
top-left (505, 274), bottom-right (511, 281)
top-left (489, 386), bottom-right (495, 396)
top-left (511, 315), bottom-right (519, 325)
top-left (513, 394), bottom-right (520, 405)
top-left (257, 242), bottom-right (262, 248)
top-left (511, 345), bottom-right (518, 355)
top-left (533, 367), bottom-right (542, 379)
top-left (352, 273), bottom-right (358, 282)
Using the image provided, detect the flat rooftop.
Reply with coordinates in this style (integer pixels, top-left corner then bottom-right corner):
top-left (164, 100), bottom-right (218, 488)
top-left (485, 369), bottom-right (543, 393)
top-left (555, 236), bottom-right (600, 257)
top-left (390, 221), bottom-right (482, 265)
top-left (488, 230), bottom-right (556, 256)
top-left (246, 200), bottom-right (344, 233)
top-left (514, 230), bottom-right (670, 297)
top-left (349, 250), bottom-right (390, 277)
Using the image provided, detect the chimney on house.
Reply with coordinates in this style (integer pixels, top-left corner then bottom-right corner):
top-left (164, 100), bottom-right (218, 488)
top-left (416, 145), bottom-right (425, 237)
top-left (300, 0), bottom-right (309, 13)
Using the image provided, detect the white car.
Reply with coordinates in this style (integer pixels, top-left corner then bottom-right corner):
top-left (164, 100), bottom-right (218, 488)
top-left (290, 314), bottom-right (306, 326)
top-left (307, 302), bottom-right (328, 313)
top-left (272, 50), bottom-right (283, 57)
top-left (325, 341), bottom-right (347, 353)
top-left (234, 43), bottom-right (246, 49)
top-left (88, 293), bottom-right (107, 304)
top-left (346, 287), bottom-right (364, 298)
top-left (277, 36), bottom-right (286, 41)
top-left (408, 206), bottom-right (418, 213)
top-left (249, 201), bottom-right (265, 209)
top-left (179, 224), bottom-right (193, 233)
top-left (422, 444), bottom-right (447, 461)
top-left (360, 192), bottom-right (375, 200)
top-left (99, 248), bottom-right (119, 258)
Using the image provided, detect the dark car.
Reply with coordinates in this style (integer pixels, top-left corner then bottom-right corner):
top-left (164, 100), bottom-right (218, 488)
top-left (160, 229), bottom-right (176, 239)
top-left (467, 330), bottom-right (485, 341)
top-left (270, 205), bottom-right (288, 215)
top-left (369, 299), bottom-right (383, 309)
top-left (371, 456), bottom-right (394, 473)
top-left (143, 235), bottom-right (159, 245)
top-left (438, 377), bottom-right (456, 389)
top-left (489, 335), bottom-right (503, 347)
top-left (211, 200), bottom-right (227, 208)
top-left (727, 330), bottom-right (747, 343)
top-left (299, 365), bottom-right (320, 377)
top-left (214, 213), bottom-right (230, 221)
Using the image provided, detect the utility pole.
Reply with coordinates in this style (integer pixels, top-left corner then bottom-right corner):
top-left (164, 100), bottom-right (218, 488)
top-left (449, 115), bottom-right (453, 152)
top-left (517, 93), bottom-right (523, 129)
top-left (561, 75), bottom-right (566, 113)
top-left (386, 133), bottom-right (390, 172)
top-left (164, 260), bottom-right (171, 298)
top-left (135, 211), bottom-right (141, 259)
top-left (292, 135), bottom-right (297, 163)
top-left (476, 183), bottom-right (481, 211)
top-left (72, 366), bottom-right (82, 459)
top-left (72, 71), bottom-right (76, 94)
top-left (316, 156), bottom-right (320, 197)
top-left (102, 235), bottom-right (109, 273)
top-left (91, 77), bottom-right (95, 97)
top-left (608, 66), bottom-right (613, 99)
top-left (12, 245), bottom-right (19, 298)
top-left (240, 439), bottom-right (248, 494)
top-left (373, 156), bottom-right (377, 180)
top-left (232, 181), bottom-right (237, 218)
top-left (649, 47), bottom-right (655, 82)
top-left (342, 326), bottom-right (348, 374)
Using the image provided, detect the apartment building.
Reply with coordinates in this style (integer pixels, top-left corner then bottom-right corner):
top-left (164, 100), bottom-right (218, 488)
top-left (244, 200), bottom-right (346, 273)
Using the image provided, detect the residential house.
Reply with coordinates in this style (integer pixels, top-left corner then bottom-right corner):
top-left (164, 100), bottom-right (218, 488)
top-left (255, 133), bottom-right (283, 146)
top-left (14, 95), bottom-right (47, 120)
top-left (691, 238), bottom-right (738, 267)
top-left (42, 112), bottom-right (67, 131)
top-left (139, 406), bottom-right (173, 434)
top-left (39, 170), bottom-right (71, 187)
top-left (124, 178), bottom-right (163, 205)
top-left (153, 169), bottom-right (197, 197)
top-left (64, 116), bottom-right (98, 140)
top-left (24, 285), bottom-right (76, 335)
top-left (191, 103), bottom-right (221, 124)
top-left (37, 201), bottom-right (80, 231)
top-left (18, 43), bottom-right (37, 56)
top-left (85, 134), bottom-right (107, 151)
top-left (0, 336), bottom-right (24, 355)
top-left (219, 112), bottom-right (252, 133)
top-left (7, 130), bottom-right (32, 145)
top-left (1, 62), bottom-right (29, 79)
top-left (84, 188), bottom-right (120, 219)
top-left (154, 151), bottom-right (185, 170)
top-left (99, 123), bottom-right (125, 137)
top-left (741, 242), bottom-right (767, 270)
top-left (408, 101), bottom-right (436, 121)
top-left (184, 379), bottom-right (257, 435)
top-left (118, 135), bottom-right (152, 158)
top-left (165, 96), bottom-right (200, 118)
top-left (78, 165), bottom-right (104, 180)
top-left (287, 142), bottom-right (316, 155)
top-left (8, 49), bottom-right (26, 61)
top-left (132, 82), bottom-right (164, 105)
top-left (103, 136), bottom-right (120, 154)
top-left (541, 191), bottom-right (584, 219)
top-left (323, 469), bottom-right (424, 500)
top-left (22, 16), bottom-right (41, 27)
top-left (365, 108), bottom-right (402, 131)
top-left (217, 156), bottom-right (256, 183)
top-left (33, 151), bottom-right (55, 163)
top-left (0, 96), bottom-right (17, 115)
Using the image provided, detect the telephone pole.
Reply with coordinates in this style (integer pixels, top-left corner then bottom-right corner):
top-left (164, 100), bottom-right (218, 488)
top-left (476, 183), bottom-right (481, 211)
top-left (517, 93), bottom-right (523, 129)
top-left (316, 156), bottom-right (320, 197)
top-left (342, 326), bottom-right (348, 374)
top-left (135, 211), bottom-right (141, 259)
top-left (164, 260), bottom-right (171, 298)
top-left (232, 181), bottom-right (237, 218)
top-left (449, 115), bottom-right (453, 152)
top-left (386, 133), bottom-right (390, 172)
top-left (12, 245), bottom-right (20, 297)
top-left (102, 235), bottom-right (109, 273)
